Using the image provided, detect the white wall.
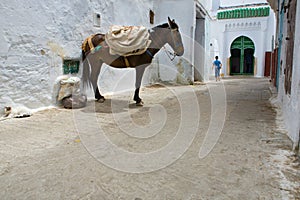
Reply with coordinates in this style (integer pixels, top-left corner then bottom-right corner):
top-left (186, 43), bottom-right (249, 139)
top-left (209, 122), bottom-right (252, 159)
top-left (96, 0), bottom-right (154, 96)
top-left (0, 0), bottom-right (117, 108)
top-left (277, 0), bottom-right (300, 150)
top-left (1, 0), bottom-right (211, 109)
top-left (95, 0), bottom-right (210, 92)
top-left (153, 0), bottom-right (213, 83)
top-left (220, 0), bottom-right (268, 7)
top-left (153, 0), bottom-right (195, 84)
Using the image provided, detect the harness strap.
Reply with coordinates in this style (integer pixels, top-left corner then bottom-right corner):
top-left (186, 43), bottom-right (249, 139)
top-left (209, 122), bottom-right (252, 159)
top-left (124, 57), bottom-right (130, 68)
top-left (146, 50), bottom-right (154, 58)
top-left (163, 46), bottom-right (176, 61)
top-left (88, 36), bottom-right (95, 51)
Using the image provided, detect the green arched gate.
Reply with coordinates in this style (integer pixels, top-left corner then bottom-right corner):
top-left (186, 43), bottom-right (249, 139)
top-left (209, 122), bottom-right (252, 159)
top-left (230, 36), bottom-right (255, 75)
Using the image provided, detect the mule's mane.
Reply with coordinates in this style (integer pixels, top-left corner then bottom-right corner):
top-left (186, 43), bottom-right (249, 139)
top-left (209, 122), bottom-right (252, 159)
top-left (155, 23), bottom-right (169, 29)
top-left (154, 22), bottom-right (179, 30)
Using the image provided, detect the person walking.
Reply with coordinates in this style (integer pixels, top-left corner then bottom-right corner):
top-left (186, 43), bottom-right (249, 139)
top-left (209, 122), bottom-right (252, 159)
top-left (212, 56), bottom-right (222, 81)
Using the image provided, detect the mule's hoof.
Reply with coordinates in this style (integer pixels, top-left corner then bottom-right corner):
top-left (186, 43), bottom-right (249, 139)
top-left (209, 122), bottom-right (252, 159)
top-left (136, 100), bottom-right (144, 106)
top-left (96, 98), bottom-right (105, 103)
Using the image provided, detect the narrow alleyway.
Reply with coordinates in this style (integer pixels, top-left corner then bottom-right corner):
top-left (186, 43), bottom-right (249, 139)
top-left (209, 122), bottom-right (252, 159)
top-left (0, 77), bottom-right (299, 199)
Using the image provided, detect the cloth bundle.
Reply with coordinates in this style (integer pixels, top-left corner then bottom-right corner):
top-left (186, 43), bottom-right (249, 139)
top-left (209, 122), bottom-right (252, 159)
top-left (105, 25), bottom-right (151, 56)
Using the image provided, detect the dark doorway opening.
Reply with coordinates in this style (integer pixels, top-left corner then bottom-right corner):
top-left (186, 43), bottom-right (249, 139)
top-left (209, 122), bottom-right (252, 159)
top-left (244, 48), bottom-right (254, 74)
top-left (230, 36), bottom-right (255, 75)
top-left (230, 49), bottom-right (241, 74)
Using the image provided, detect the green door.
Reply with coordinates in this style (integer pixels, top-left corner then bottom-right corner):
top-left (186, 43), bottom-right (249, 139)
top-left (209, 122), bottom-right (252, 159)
top-left (230, 36), bottom-right (255, 75)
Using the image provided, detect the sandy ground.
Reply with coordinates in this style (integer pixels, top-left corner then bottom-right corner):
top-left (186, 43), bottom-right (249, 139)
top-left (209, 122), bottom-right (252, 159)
top-left (0, 77), bottom-right (299, 199)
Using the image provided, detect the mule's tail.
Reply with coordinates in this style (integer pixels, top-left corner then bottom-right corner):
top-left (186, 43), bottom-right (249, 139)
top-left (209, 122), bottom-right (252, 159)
top-left (81, 50), bottom-right (91, 89)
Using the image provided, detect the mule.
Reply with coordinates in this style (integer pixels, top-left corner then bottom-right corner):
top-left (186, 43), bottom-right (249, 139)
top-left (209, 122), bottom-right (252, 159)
top-left (81, 17), bottom-right (184, 106)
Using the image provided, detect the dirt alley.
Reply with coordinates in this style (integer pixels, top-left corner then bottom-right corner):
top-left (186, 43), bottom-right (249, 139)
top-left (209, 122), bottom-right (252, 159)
top-left (0, 77), bottom-right (299, 199)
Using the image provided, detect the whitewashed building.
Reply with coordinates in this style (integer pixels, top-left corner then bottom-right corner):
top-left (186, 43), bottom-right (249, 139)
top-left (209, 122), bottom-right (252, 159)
top-left (0, 0), bottom-right (214, 109)
top-left (268, 0), bottom-right (300, 153)
top-left (210, 1), bottom-right (276, 77)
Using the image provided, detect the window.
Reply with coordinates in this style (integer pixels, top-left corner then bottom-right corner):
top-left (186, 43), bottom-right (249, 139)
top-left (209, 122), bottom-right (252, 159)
top-left (63, 59), bottom-right (80, 74)
top-left (149, 10), bottom-right (154, 24)
top-left (93, 13), bottom-right (101, 27)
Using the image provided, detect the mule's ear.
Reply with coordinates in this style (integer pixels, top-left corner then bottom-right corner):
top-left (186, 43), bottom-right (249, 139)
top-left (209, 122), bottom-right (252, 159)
top-left (168, 17), bottom-right (172, 26)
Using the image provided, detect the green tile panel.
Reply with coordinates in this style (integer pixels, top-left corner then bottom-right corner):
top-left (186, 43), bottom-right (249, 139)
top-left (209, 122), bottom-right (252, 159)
top-left (217, 7), bottom-right (270, 19)
top-left (63, 60), bottom-right (80, 74)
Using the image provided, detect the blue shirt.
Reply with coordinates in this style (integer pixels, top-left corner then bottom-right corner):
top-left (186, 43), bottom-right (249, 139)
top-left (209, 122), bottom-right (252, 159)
top-left (213, 60), bottom-right (222, 69)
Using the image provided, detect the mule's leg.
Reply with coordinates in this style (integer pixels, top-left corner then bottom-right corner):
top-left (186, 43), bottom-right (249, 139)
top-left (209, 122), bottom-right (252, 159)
top-left (134, 65), bottom-right (146, 106)
top-left (89, 57), bottom-right (105, 102)
top-left (91, 68), bottom-right (105, 102)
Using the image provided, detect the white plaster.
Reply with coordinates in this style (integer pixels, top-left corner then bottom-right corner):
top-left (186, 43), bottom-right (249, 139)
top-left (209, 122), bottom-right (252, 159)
top-left (0, 0), bottom-right (113, 108)
top-left (0, 0), bottom-right (212, 108)
top-left (220, 0), bottom-right (268, 7)
top-left (0, 1), bottom-right (145, 108)
top-left (276, 0), bottom-right (300, 149)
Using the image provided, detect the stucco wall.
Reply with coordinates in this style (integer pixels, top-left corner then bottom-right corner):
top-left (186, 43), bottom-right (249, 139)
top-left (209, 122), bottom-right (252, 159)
top-left (95, 0), bottom-right (154, 96)
top-left (277, 0), bottom-right (300, 149)
top-left (220, 0), bottom-right (269, 7)
top-left (0, 0), bottom-right (118, 108)
top-left (1, 0), bottom-right (210, 109)
top-left (153, 0), bottom-right (195, 84)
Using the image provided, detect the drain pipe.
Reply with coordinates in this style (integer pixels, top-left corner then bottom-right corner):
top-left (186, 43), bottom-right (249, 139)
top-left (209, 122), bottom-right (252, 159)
top-left (297, 129), bottom-right (300, 159)
top-left (276, 0), bottom-right (285, 89)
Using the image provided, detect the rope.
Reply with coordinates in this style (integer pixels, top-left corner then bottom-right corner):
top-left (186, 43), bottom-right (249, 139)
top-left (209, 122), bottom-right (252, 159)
top-left (163, 46), bottom-right (177, 61)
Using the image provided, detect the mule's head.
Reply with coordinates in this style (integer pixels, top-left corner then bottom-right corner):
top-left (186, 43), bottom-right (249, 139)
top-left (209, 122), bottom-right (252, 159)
top-left (168, 17), bottom-right (184, 56)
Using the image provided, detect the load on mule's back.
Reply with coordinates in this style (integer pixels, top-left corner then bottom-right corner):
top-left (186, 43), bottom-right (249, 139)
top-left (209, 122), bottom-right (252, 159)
top-left (81, 17), bottom-right (184, 106)
top-left (105, 25), bottom-right (152, 56)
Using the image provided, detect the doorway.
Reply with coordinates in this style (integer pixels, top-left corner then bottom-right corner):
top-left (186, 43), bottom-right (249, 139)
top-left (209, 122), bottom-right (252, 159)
top-left (194, 5), bottom-right (206, 81)
top-left (230, 36), bottom-right (255, 75)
